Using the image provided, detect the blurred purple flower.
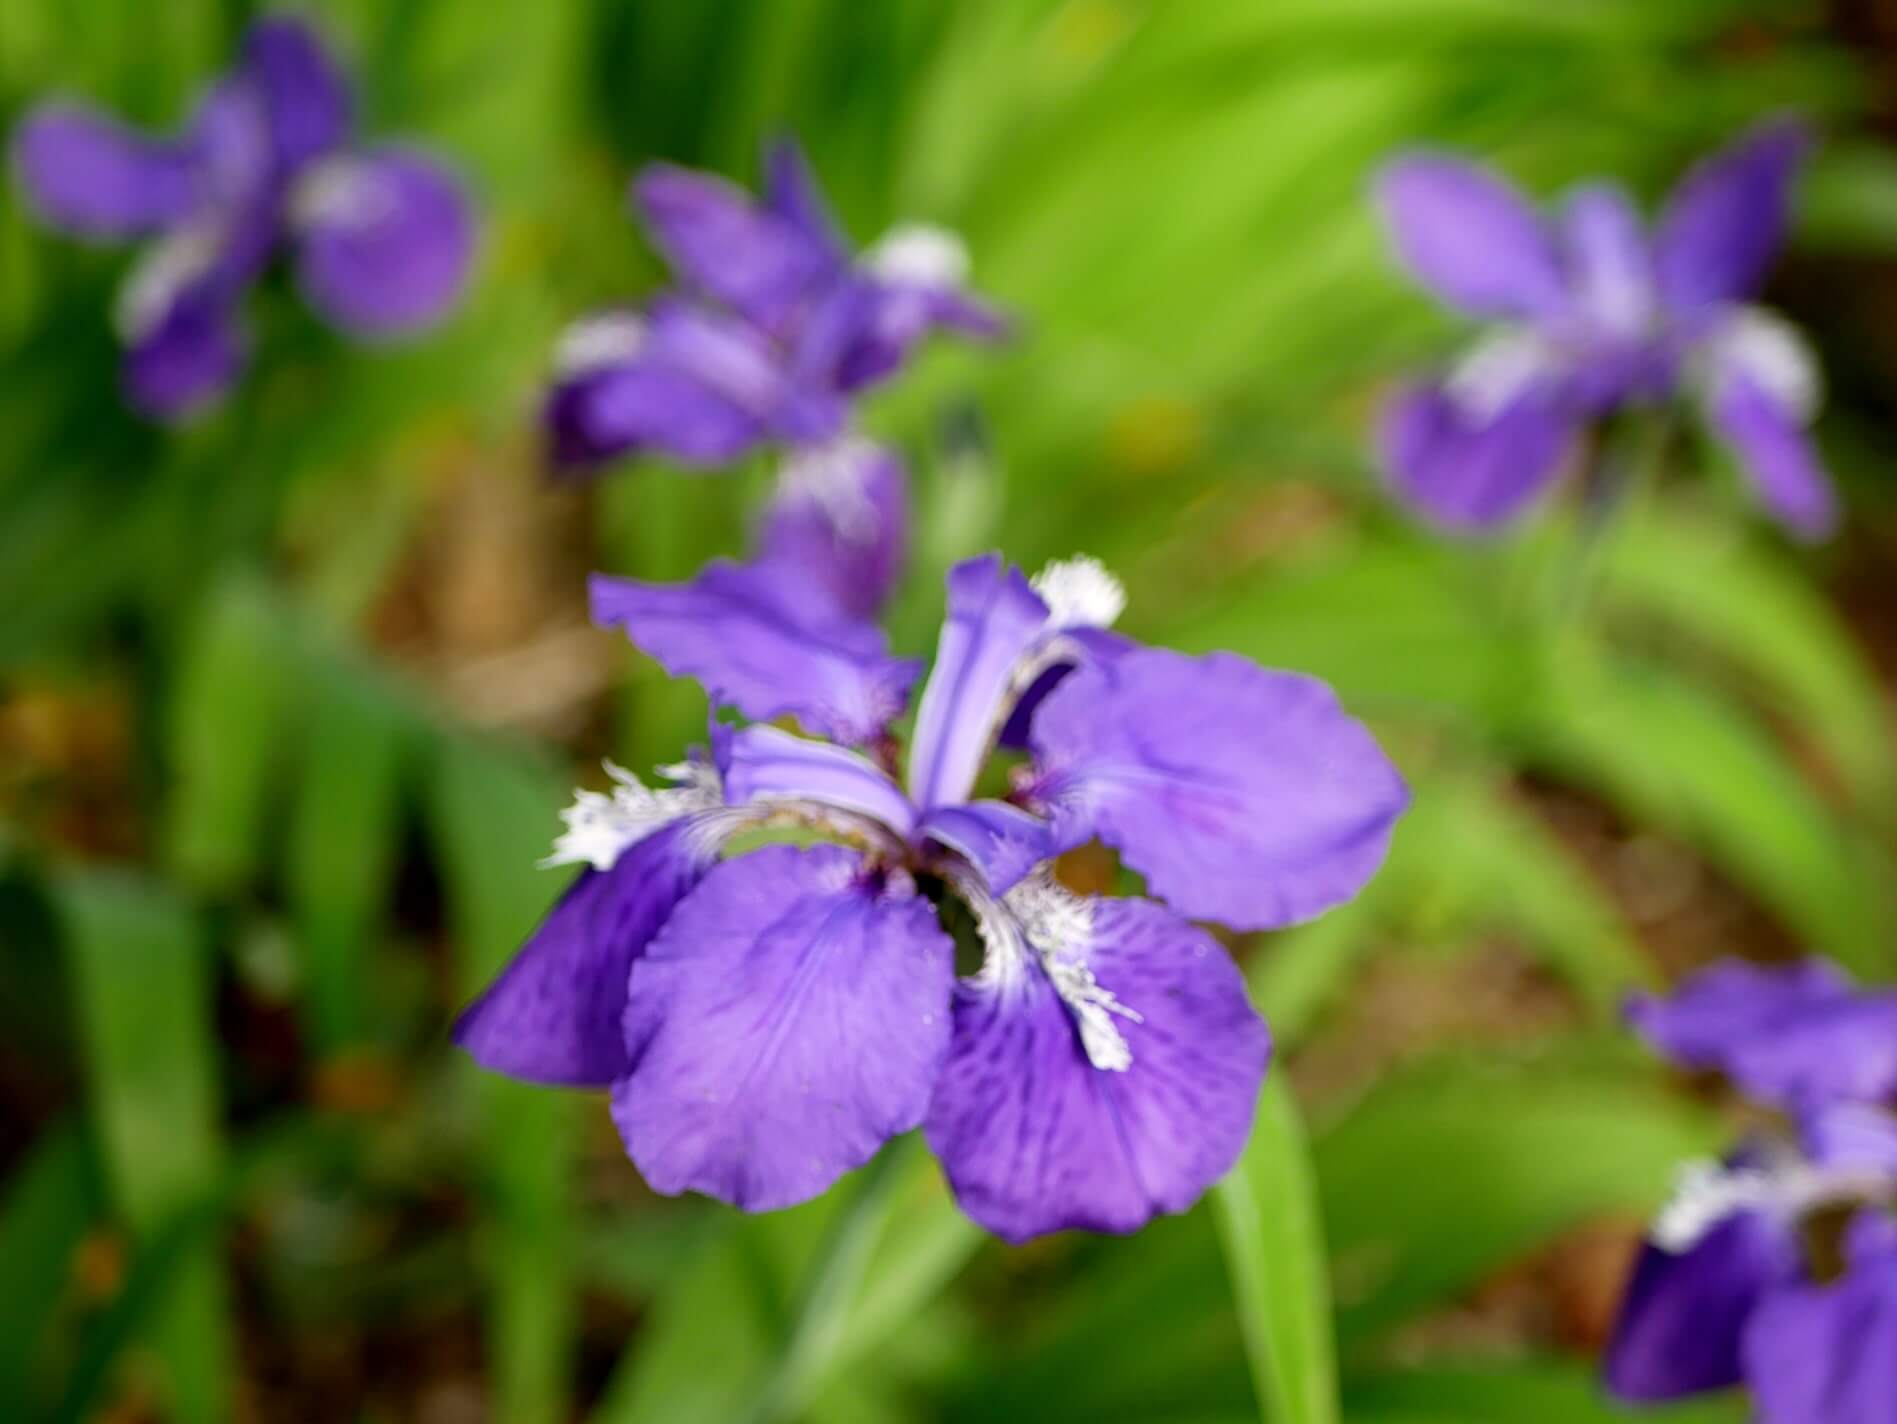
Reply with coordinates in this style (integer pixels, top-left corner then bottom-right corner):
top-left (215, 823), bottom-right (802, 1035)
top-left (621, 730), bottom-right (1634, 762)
top-left (544, 138), bottom-right (1007, 474)
top-left (1605, 959), bottom-right (1897, 1417)
top-left (455, 552), bottom-right (1406, 1241)
top-left (10, 16), bottom-right (475, 419)
top-left (1376, 120), bottom-right (1835, 539)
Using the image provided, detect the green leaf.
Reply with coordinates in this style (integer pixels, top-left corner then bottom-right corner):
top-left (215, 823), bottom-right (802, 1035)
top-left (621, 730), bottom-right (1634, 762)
top-left (56, 868), bottom-right (231, 1423)
top-left (0, 1118), bottom-right (103, 1418)
top-left (1211, 1075), bottom-right (1340, 1424)
top-left (1345, 1360), bottom-right (1746, 1424)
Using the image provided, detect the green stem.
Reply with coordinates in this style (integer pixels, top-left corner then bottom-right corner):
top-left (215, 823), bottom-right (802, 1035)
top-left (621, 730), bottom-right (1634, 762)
top-left (1551, 410), bottom-right (1672, 625)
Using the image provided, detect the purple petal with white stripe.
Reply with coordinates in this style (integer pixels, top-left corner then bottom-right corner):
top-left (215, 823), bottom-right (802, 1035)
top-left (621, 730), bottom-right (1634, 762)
top-left (123, 290), bottom-right (244, 418)
top-left (590, 563), bottom-right (921, 746)
top-left (906, 555), bottom-right (1051, 810)
top-left (294, 147), bottom-right (473, 335)
top-left (1381, 377), bottom-right (1576, 533)
top-left (924, 897), bottom-right (1269, 1243)
top-left (613, 844), bottom-right (954, 1211)
top-left (1655, 120), bottom-right (1809, 321)
top-left (1604, 1200), bottom-right (1804, 1402)
top-left (755, 443), bottom-right (910, 624)
top-left (453, 823), bottom-right (705, 1087)
top-left (1029, 648), bottom-right (1408, 931)
top-left (1705, 368), bottom-right (1836, 541)
top-left (721, 724), bottom-right (915, 838)
top-left (243, 16), bottom-right (354, 170)
top-left (917, 801), bottom-right (1053, 896)
top-left (1562, 183), bottom-right (1654, 338)
top-left (10, 104), bottom-right (197, 238)
top-left (1376, 154), bottom-right (1568, 320)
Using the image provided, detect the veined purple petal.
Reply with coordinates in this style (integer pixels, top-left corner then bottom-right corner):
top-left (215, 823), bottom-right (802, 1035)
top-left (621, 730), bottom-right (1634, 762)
top-left (242, 15), bottom-right (354, 170)
top-left (755, 441), bottom-right (910, 625)
top-left (906, 555), bottom-right (1051, 810)
top-left (123, 288), bottom-right (244, 419)
top-left (924, 896), bottom-right (1269, 1243)
top-left (613, 844), bottom-right (954, 1211)
top-left (1604, 1199), bottom-right (1804, 1402)
top-left (1375, 154), bottom-right (1568, 320)
top-left (917, 801), bottom-right (1053, 897)
top-left (1655, 119), bottom-right (1808, 321)
top-left (634, 160), bottom-right (838, 331)
top-left (1029, 649), bottom-right (1407, 931)
top-left (1742, 1247), bottom-right (1897, 1424)
top-left (590, 563), bottom-right (921, 746)
top-left (722, 724), bottom-right (916, 839)
top-left (1705, 364), bottom-right (1836, 542)
top-left (453, 822), bottom-right (705, 1087)
top-left (1802, 1104), bottom-right (1897, 1177)
top-left (293, 147), bottom-right (474, 335)
top-left (1563, 183), bottom-right (1654, 338)
top-left (10, 103), bottom-right (198, 238)
top-left (1381, 376), bottom-right (1576, 534)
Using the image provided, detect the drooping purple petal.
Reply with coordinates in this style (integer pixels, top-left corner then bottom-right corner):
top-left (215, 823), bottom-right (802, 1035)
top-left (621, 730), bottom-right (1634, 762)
top-left (453, 823), bottom-right (705, 1087)
top-left (721, 724), bottom-right (916, 839)
top-left (906, 555), bottom-right (1051, 810)
top-left (924, 897), bottom-right (1269, 1243)
top-left (123, 288), bottom-right (244, 419)
top-left (1625, 959), bottom-right (1897, 1107)
top-left (1380, 377), bottom-right (1576, 533)
top-left (1604, 1201), bottom-right (1804, 1402)
top-left (10, 103), bottom-right (198, 238)
top-left (1562, 183), bottom-right (1654, 338)
top-left (1654, 119), bottom-right (1809, 320)
top-left (590, 563), bottom-right (921, 746)
top-left (242, 15), bottom-right (354, 170)
top-left (1742, 1247), bottom-right (1897, 1424)
top-left (633, 160), bottom-right (838, 331)
top-left (1029, 648), bottom-right (1407, 931)
top-left (917, 801), bottom-right (1054, 897)
top-left (755, 442), bottom-right (910, 625)
top-left (1375, 154), bottom-right (1568, 320)
top-left (292, 147), bottom-right (474, 335)
top-left (1705, 367), bottom-right (1836, 541)
top-left (612, 844), bottom-right (954, 1211)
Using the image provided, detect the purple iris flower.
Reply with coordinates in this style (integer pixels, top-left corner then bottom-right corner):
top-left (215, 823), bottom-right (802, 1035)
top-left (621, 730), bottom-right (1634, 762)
top-left (1376, 120), bottom-right (1835, 539)
top-left (1605, 959), bottom-right (1897, 1419)
top-left (10, 16), bottom-right (475, 419)
top-left (544, 138), bottom-right (1007, 474)
top-left (454, 552), bottom-right (1407, 1241)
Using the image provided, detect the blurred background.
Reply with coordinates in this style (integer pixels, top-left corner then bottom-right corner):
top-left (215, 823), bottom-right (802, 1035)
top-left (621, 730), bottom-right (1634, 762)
top-left (4, 2), bottom-right (1896, 1421)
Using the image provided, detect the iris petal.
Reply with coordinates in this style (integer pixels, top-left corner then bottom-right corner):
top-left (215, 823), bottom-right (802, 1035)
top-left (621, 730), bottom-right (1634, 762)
top-left (10, 103), bottom-right (197, 238)
top-left (1655, 119), bottom-right (1809, 320)
top-left (1376, 154), bottom-right (1568, 320)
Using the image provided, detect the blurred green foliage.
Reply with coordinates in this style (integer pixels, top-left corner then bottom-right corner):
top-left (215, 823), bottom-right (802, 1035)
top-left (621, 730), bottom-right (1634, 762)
top-left (2, 1), bottom-right (1894, 1420)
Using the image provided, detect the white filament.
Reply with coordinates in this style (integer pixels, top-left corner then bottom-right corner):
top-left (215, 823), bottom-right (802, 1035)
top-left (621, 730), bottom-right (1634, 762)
top-left (866, 222), bottom-right (969, 288)
top-left (114, 224), bottom-right (222, 339)
top-left (553, 312), bottom-right (648, 376)
top-left (774, 436), bottom-right (882, 543)
top-left (1711, 307), bottom-right (1821, 419)
top-left (544, 759), bottom-right (723, 871)
top-left (1032, 555), bottom-right (1125, 631)
top-left (1445, 326), bottom-right (1556, 422)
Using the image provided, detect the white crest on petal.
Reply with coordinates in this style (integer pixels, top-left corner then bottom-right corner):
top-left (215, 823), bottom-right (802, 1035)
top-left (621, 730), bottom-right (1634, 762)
top-left (543, 758), bottom-right (723, 871)
top-left (1708, 306), bottom-right (1822, 420)
top-left (553, 312), bottom-right (648, 376)
top-left (1445, 326), bottom-right (1557, 422)
top-left (1651, 1158), bottom-right (1781, 1252)
top-left (289, 155), bottom-right (395, 232)
top-left (866, 222), bottom-right (969, 289)
top-left (773, 436), bottom-right (881, 544)
top-left (1032, 555), bottom-right (1125, 632)
top-left (114, 223), bottom-right (223, 340)
top-left (1004, 870), bottom-right (1142, 1073)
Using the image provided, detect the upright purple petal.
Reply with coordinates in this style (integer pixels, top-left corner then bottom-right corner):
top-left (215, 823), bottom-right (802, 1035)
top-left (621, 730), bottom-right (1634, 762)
top-left (123, 289), bottom-right (244, 419)
top-left (1742, 1247), bottom-right (1897, 1424)
top-left (1604, 1201), bottom-right (1804, 1402)
top-left (1705, 368), bottom-right (1836, 541)
top-left (917, 801), bottom-right (1054, 897)
top-left (612, 845), bottom-right (954, 1211)
top-left (242, 16), bottom-right (354, 170)
top-left (763, 137), bottom-right (847, 268)
top-left (1375, 154), bottom-right (1568, 320)
top-left (995, 628), bottom-right (1133, 750)
top-left (590, 563), bottom-right (921, 746)
top-left (755, 442), bottom-right (910, 625)
top-left (634, 161), bottom-right (838, 330)
top-left (1562, 183), bottom-right (1654, 338)
top-left (1381, 377), bottom-right (1576, 534)
top-left (10, 104), bottom-right (197, 238)
top-left (906, 556), bottom-right (1050, 810)
top-left (1627, 959), bottom-right (1851, 1068)
top-left (1029, 649), bottom-right (1407, 931)
top-left (924, 897), bottom-right (1269, 1243)
top-left (721, 724), bottom-right (916, 839)
top-left (1655, 120), bottom-right (1809, 320)
top-left (453, 823), bottom-right (705, 1087)
top-left (1803, 1104), bottom-right (1897, 1177)
top-left (291, 147), bottom-right (474, 335)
